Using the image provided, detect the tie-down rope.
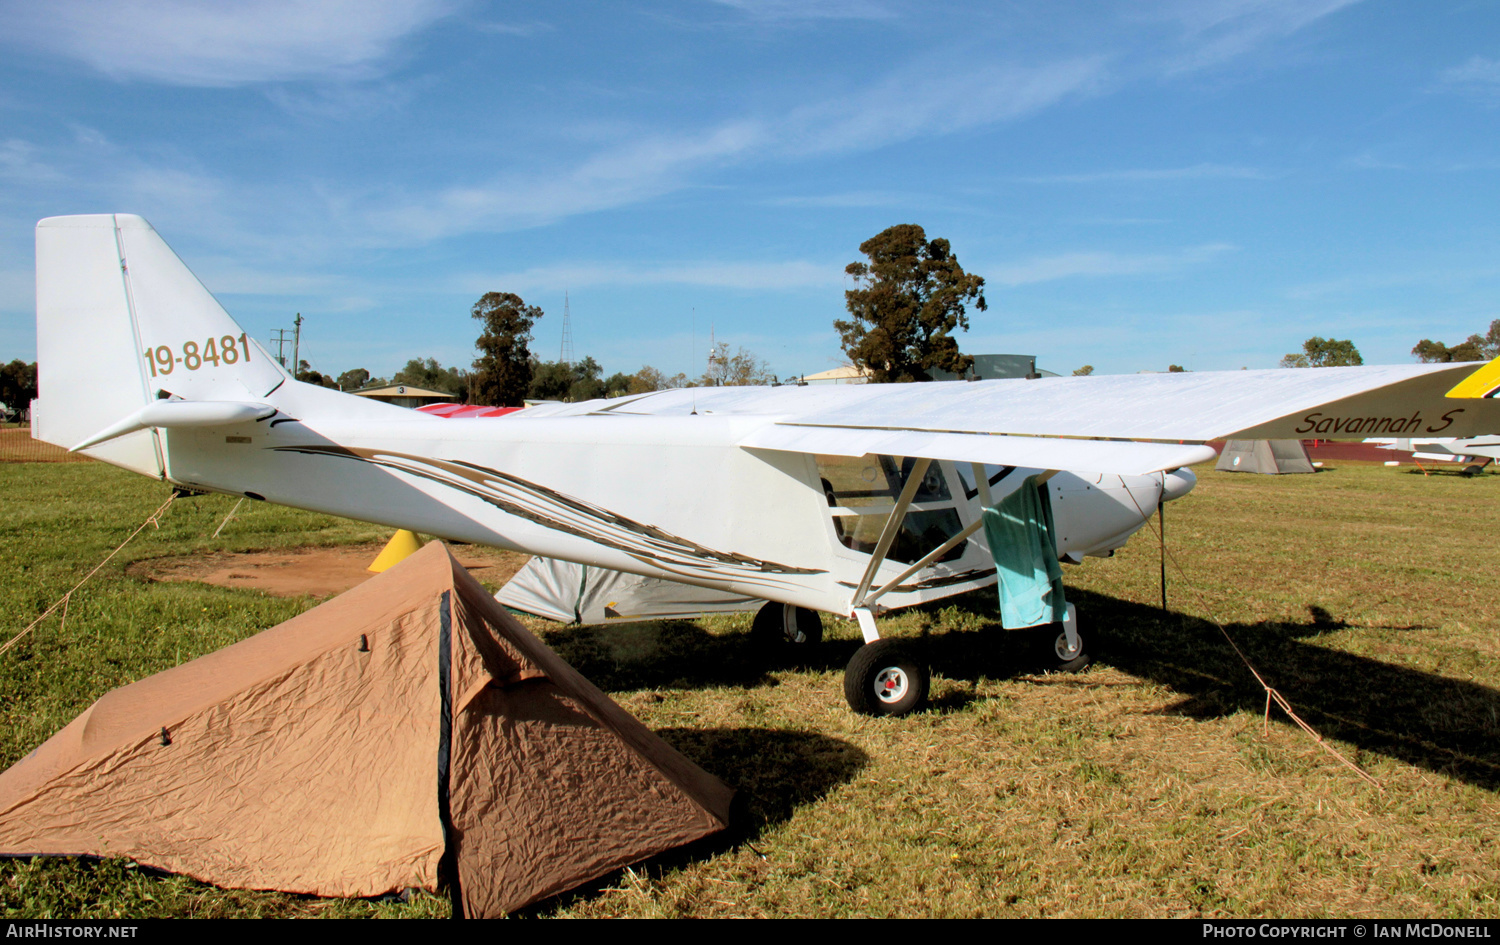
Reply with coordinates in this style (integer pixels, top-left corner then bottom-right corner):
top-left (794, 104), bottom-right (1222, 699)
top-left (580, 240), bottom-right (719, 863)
top-left (0, 491), bottom-right (178, 659)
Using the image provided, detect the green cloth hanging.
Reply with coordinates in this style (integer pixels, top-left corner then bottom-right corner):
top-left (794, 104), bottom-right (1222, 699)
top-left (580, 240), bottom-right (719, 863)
top-left (981, 474), bottom-right (1067, 629)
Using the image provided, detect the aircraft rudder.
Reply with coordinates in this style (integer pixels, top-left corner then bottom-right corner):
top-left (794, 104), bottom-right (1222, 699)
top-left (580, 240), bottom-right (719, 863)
top-left (33, 214), bottom-right (160, 472)
top-left (33, 214), bottom-right (290, 474)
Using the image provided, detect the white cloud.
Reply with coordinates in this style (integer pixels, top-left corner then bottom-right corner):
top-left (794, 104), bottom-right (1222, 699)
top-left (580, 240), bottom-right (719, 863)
top-left (988, 244), bottom-right (1234, 286)
top-left (768, 191), bottom-right (909, 208)
top-left (1285, 265), bottom-right (1500, 301)
top-left (1, 0), bottom-right (458, 86)
top-left (1150, 0), bottom-right (1366, 73)
top-left (456, 259), bottom-right (837, 295)
top-left (1439, 55), bottom-right (1500, 104)
top-left (191, 260), bottom-right (347, 297)
top-left (366, 52), bottom-right (1107, 241)
top-left (1017, 163), bottom-right (1273, 183)
top-left (777, 55), bottom-right (1108, 156)
top-left (472, 20), bottom-right (554, 37)
top-left (0, 140), bottom-right (66, 185)
top-left (1443, 55), bottom-right (1500, 85)
top-left (706, 0), bottom-right (896, 22)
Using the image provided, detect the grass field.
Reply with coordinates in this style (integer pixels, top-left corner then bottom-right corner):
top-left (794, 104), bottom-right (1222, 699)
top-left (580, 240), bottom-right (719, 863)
top-left (2, 460), bottom-right (1498, 918)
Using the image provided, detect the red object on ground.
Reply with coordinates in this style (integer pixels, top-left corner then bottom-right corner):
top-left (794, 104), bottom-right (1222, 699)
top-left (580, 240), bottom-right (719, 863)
top-left (416, 404), bottom-right (524, 419)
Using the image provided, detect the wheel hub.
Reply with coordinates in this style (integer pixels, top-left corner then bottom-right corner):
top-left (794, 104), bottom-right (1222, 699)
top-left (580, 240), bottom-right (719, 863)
top-left (874, 666), bottom-right (908, 703)
top-left (1055, 633), bottom-right (1081, 660)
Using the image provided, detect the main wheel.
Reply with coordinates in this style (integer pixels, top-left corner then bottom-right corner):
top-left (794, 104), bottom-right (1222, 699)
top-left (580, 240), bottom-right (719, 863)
top-left (1463, 464), bottom-right (1485, 478)
top-left (751, 602), bottom-right (823, 658)
top-left (1039, 622), bottom-right (1091, 673)
top-left (844, 639), bottom-right (929, 716)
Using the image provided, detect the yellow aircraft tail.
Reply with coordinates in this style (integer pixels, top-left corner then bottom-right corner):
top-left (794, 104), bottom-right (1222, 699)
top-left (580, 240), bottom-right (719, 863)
top-left (1445, 355), bottom-right (1500, 399)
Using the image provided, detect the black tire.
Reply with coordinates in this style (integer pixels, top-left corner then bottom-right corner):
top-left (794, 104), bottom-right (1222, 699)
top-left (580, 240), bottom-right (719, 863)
top-left (1039, 622), bottom-right (1091, 673)
top-left (751, 602), bottom-right (823, 657)
top-left (843, 639), bottom-right (929, 716)
top-left (1464, 464), bottom-right (1485, 478)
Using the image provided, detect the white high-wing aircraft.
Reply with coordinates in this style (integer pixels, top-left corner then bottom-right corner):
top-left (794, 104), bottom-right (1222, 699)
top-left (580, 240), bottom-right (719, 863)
top-left (30, 215), bottom-right (1500, 716)
top-left (1366, 437), bottom-right (1500, 476)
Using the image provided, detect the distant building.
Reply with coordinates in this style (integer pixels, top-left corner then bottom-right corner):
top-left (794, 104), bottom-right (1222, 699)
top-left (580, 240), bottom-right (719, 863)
top-left (930, 354), bottom-right (1058, 381)
top-left (803, 365), bottom-right (870, 385)
top-left (802, 355), bottom-right (1055, 385)
top-left (352, 385), bottom-right (456, 409)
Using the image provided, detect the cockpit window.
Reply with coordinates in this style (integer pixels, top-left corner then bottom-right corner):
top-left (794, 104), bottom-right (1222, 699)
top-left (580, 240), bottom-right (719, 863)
top-left (816, 455), bottom-right (965, 565)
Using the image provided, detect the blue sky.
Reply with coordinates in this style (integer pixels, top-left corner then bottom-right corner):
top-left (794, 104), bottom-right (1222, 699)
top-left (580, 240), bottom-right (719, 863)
top-left (1, 0), bottom-right (1497, 381)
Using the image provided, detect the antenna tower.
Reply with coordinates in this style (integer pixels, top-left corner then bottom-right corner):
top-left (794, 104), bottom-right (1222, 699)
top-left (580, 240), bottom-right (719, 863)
top-left (559, 291), bottom-right (574, 367)
top-left (706, 324), bottom-right (728, 385)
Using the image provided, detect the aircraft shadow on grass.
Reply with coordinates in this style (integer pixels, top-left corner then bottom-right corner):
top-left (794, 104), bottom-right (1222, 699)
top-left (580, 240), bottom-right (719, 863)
top-left (924, 586), bottom-right (1500, 792)
top-left (538, 589), bottom-right (1500, 793)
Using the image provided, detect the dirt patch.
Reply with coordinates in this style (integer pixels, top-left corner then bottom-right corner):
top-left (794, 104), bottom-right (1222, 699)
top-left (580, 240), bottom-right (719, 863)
top-left (128, 543), bottom-right (530, 599)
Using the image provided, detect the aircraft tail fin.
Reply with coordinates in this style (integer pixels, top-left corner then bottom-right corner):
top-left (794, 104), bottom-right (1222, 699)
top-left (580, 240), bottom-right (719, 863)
top-left (33, 214), bottom-right (291, 475)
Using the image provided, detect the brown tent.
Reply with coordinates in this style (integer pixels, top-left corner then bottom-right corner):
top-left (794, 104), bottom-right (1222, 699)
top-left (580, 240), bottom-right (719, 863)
top-left (0, 543), bottom-right (733, 917)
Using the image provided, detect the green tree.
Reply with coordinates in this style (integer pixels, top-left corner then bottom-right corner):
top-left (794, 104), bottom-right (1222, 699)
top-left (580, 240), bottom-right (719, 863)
top-left (628, 365), bottom-right (693, 394)
top-left (1280, 337), bottom-right (1363, 368)
top-left (1412, 320), bottom-right (1500, 363)
top-left (295, 360), bottom-right (337, 389)
top-left (336, 368), bottom-right (371, 392)
top-left (835, 224), bottom-right (986, 383)
top-left (0, 360), bottom-right (36, 420)
top-left (472, 293), bottom-right (542, 407)
top-left (525, 357), bottom-right (607, 402)
top-left (628, 365), bottom-right (668, 394)
top-left (527, 360), bottom-right (575, 401)
top-left (701, 343), bottom-right (773, 387)
top-left (1168, 364), bottom-right (1186, 373)
top-left (392, 358), bottom-right (468, 397)
top-left (567, 356), bottom-right (606, 401)
top-left (603, 372), bottom-right (633, 397)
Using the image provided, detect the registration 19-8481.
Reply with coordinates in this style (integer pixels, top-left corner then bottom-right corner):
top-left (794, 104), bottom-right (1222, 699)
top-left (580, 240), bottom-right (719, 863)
top-left (143, 334), bottom-right (252, 377)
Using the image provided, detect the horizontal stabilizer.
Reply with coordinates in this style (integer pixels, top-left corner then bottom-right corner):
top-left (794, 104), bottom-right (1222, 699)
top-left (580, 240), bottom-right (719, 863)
top-left (740, 424), bottom-right (1217, 476)
top-left (73, 400), bottom-right (275, 452)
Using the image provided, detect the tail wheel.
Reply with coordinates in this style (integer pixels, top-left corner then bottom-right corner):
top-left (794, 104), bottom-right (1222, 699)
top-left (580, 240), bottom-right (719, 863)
top-left (844, 639), bottom-right (929, 716)
top-left (751, 602), bottom-right (823, 657)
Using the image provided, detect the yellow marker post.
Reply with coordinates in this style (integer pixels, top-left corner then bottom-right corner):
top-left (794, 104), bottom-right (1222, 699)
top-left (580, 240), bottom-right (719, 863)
top-left (368, 529), bottom-right (426, 573)
top-left (1445, 355), bottom-right (1500, 400)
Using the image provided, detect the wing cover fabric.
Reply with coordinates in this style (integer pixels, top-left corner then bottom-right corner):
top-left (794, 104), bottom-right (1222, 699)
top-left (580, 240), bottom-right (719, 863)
top-left (496, 556), bottom-right (763, 625)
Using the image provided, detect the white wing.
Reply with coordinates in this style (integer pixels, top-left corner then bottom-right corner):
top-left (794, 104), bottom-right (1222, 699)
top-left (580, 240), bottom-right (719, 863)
top-left (578, 362), bottom-right (1500, 477)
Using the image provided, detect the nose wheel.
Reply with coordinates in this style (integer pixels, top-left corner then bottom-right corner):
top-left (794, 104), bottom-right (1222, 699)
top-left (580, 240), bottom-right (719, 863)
top-left (1039, 621), bottom-right (1090, 673)
top-left (844, 639), bottom-right (929, 716)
